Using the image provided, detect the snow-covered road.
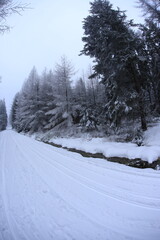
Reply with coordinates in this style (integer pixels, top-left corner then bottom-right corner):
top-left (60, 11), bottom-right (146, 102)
top-left (0, 130), bottom-right (160, 240)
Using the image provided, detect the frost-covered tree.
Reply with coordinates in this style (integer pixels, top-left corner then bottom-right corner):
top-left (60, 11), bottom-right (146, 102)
top-left (21, 67), bottom-right (41, 132)
top-left (0, 99), bottom-right (7, 130)
top-left (0, 0), bottom-right (28, 33)
top-left (38, 69), bottom-right (59, 131)
top-left (81, 0), bottom-right (148, 130)
top-left (12, 67), bottom-right (42, 132)
top-left (74, 77), bottom-right (87, 105)
top-left (72, 69), bottom-right (106, 130)
top-left (10, 92), bottom-right (19, 129)
top-left (55, 56), bottom-right (74, 113)
top-left (11, 62), bottom-right (75, 133)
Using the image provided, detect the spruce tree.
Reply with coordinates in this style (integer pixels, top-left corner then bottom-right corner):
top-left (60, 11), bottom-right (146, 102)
top-left (137, 0), bottom-right (160, 23)
top-left (81, 0), bottom-right (148, 130)
top-left (0, 99), bottom-right (7, 131)
top-left (10, 93), bottom-right (19, 129)
top-left (137, 0), bottom-right (160, 114)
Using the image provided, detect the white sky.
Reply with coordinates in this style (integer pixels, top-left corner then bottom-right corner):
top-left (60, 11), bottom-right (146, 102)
top-left (0, 0), bottom-right (144, 112)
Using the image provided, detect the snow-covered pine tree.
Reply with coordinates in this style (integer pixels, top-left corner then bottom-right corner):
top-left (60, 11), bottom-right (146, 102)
top-left (74, 77), bottom-right (87, 106)
top-left (55, 56), bottom-right (74, 113)
top-left (140, 22), bottom-right (160, 115)
top-left (26, 67), bottom-right (41, 132)
top-left (50, 56), bottom-right (75, 130)
top-left (10, 93), bottom-right (20, 129)
top-left (39, 69), bottom-right (58, 131)
top-left (81, 0), bottom-right (148, 130)
top-left (72, 69), bottom-right (106, 130)
top-left (0, 99), bottom-right (7, 131)
top-left (71, 77), bottom-right (88, 125)
top-left (13, 67), bottom-right (41, 132)
top-left (137, 0), bottom-right (160, 23)
top-left (137, 0), bottom-right (160, 115)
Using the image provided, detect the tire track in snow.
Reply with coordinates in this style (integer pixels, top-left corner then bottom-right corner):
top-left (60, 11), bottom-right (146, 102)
top-left (9, 131), bottom-right (125, 239)
top-left (14, 133), bottom-right (160, 210)
top-left (35, 147), bottom-right (160, 208)
top-left (2, 130), bottom-right (160, 240)
top-left (0, 133), bottom-right (28, 240)
top-left (1, 132), bottom-right (64, 240)
top-left (10, 131), bottom-right (160, 240)
top-left (8, 131), bottom-right (122, 240)
top-left (7, 133), bottom-right (88, 240)
top-left (0, 135), bottom-right (14, 240)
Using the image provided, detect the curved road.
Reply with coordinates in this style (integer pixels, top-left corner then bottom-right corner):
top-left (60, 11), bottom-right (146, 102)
top-left (0, 130), bottom-right (160, 240)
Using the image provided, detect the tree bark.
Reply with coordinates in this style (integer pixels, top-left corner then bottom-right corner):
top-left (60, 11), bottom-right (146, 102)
top-left (129, 62), bottom-right (147, 131)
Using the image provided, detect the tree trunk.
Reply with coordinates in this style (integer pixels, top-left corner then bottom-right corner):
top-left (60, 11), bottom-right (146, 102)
top-left (129, 62), bottom-right (147, 131)
top-left (139, 98), bottom-right (147, 131)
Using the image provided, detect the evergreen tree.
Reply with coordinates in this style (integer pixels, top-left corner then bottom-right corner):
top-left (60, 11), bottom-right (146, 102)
top-left (140, 21), bottom-right (160, 114)
top-left (81, 0), bottom-right (148, 130)
top-left (39, 69), bottom-right (58, 131)
top-left (10, 93), bottom-right (19, 129)
top-left (137, 0), bottom-right (160, 114)
top-left (12, 67), bottom-right (41, 132)
top-left (74, 77), bottom-right (87, 106)
top-left (137, 0), bottom-right (160, 23)
top-left (0, 99), bottom-right (7, 131)
top-left (55, 56), bottom-right (74, 114)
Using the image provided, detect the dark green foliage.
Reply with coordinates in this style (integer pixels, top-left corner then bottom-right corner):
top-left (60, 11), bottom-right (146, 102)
top-left (137, 0), bottom-right (160, 115)
top-left (137, 0), bottom-right (160, 23)
top-left (0, 99), bottom-right (7, 131)
top-left (80, 0), bottom-right (159, 131)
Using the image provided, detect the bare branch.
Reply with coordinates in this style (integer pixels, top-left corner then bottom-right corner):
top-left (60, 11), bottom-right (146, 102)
top-left (0, 0), bottom-right (30, 33)
top-left (136, 0), bottom-right (160, 23)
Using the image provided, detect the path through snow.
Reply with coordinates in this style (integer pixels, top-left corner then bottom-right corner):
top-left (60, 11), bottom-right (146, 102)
top-left (0, 130), bottom-right (160, 240)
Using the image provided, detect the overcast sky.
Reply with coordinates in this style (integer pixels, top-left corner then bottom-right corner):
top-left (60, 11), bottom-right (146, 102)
top-left (0, 0), bottom-right (144, 112)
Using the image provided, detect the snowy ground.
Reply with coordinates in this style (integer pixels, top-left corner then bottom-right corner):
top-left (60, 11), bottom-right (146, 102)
top-left (49, 122), bottom-right (160, 164)
top-left (0, 130), bottom-right (160, 240)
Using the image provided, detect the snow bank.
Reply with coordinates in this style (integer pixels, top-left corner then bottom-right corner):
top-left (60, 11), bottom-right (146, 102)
top-left (144, 122), bottom-right (160, 146)
top-left (50, 122), bottom-right (160, 164)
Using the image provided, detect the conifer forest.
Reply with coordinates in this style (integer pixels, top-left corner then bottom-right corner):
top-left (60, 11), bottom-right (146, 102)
top-left (2, 0), bottom-right (160, 141)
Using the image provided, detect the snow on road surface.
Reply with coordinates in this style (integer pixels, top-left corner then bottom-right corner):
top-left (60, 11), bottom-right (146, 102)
top-left (0, 130), bottom-right (160, 240)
